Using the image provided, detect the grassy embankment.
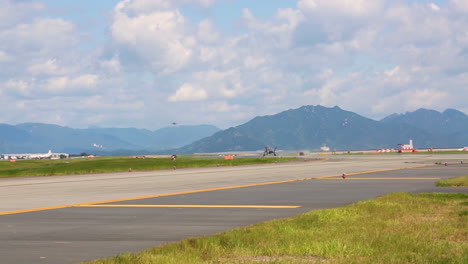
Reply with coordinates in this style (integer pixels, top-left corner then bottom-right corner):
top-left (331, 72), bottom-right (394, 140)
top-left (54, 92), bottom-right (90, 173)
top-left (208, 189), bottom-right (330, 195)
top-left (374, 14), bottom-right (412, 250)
top-left (84, 192), bottom-right (467, 264)
top-left (0, 156), bottom-right (297, 178)
top-left (436, 176), bottom-right (468, 187)
top-left (342, 150), bottom-right (468, 155)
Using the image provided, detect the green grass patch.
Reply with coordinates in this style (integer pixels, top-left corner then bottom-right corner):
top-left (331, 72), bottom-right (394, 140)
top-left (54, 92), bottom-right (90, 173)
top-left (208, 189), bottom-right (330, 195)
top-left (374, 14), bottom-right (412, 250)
top-left (0, 156), bottom-right (297, 178)
top-left (341, 151), bottom-right (468, 155)
top-left (436, 176), bottom-right (468, 187)
top-left (83, 192), bottom-right (468, 264)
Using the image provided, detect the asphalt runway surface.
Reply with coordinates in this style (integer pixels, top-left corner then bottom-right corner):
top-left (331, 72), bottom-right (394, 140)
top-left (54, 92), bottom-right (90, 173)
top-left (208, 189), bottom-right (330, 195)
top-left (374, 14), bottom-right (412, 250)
top-left (1, 154), bottom-right (467, 264)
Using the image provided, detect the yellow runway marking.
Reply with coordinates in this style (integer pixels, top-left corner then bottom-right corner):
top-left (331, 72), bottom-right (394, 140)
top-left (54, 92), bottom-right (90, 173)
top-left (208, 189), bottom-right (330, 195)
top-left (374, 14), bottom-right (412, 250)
top-left (323, 177), bottom-right (440, 180)
top-left (0, 202), bottom-right (96, 216)
top-left (78, 204), bottom-right (300, 209)
top-left (429, 167), bottom-right (468, 169)
top-left (0, 164), bottom-right (431, 216)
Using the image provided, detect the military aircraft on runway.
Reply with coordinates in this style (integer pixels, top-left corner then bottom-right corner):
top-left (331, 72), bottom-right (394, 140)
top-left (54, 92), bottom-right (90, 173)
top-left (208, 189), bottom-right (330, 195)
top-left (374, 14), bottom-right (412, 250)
top-left (263, 146), bottom-right (277, 157)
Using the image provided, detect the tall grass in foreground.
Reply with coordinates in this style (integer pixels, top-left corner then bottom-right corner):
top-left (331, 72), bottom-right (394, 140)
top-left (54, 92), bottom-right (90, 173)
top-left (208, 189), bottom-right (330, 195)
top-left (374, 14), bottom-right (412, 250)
top-left (0, 156), bottom-right (297, 177)
top-left (436, 176), bottom-right (468, 187)
top-left (84, 192), bottom-right (468, 264)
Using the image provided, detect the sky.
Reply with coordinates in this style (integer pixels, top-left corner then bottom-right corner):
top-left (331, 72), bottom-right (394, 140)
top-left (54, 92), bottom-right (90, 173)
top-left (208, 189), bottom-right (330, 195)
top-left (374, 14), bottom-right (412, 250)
top-left (0, 0), bottom-right (467, 130)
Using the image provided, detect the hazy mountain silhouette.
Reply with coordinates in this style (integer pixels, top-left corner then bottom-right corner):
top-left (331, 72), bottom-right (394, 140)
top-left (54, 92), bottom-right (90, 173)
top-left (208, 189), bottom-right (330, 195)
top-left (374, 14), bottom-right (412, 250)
top-left (2, 106), bottom-right (466, 155)
top-left (173, 105), bottom-right (466, 153)
top-left (0, 123), bottom-right (220, 154)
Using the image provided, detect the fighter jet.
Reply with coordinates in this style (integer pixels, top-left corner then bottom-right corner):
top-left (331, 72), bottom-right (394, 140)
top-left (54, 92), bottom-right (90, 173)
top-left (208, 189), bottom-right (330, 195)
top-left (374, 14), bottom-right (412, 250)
top-left (263, 146), bottom-right (277, 157)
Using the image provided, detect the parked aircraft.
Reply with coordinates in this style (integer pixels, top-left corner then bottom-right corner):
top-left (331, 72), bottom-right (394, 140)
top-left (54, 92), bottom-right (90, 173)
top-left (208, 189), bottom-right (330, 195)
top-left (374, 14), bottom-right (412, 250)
top-left (28, 150), bottom-right (53, 159)
top-left (1, 150), bottom-right (68, 160)
top-left (263, 146), bottom-right (277, 157)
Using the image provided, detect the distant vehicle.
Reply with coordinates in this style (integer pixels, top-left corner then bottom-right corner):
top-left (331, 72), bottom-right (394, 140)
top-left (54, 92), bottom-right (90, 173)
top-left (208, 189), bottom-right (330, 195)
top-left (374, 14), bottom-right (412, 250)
top-left (397, 139), bottom-right (418, 153)
top-left (263, 146), bottom-right (277, 157)
top-left (459, 147), bottom-right (468, 151)
top-left (320, 145), bottom-right (330, 152)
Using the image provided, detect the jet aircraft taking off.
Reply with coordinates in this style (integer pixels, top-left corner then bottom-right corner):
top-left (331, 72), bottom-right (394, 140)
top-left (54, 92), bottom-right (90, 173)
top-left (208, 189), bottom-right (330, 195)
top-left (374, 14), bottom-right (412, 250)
top-left (263, 146), bottom-right (277, 157)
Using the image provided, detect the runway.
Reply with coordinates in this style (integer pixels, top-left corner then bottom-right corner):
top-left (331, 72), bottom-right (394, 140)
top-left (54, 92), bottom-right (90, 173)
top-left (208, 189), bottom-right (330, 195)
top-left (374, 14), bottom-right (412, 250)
top-left (0, 154), bottom-right (467, 264)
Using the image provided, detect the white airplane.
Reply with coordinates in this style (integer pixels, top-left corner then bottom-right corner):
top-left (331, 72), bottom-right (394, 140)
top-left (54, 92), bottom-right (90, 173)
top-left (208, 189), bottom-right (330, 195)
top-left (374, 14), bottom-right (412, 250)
top-left (2, 150), bottom-right (63, 160)
top-left (28, 150), bottom-right (53, 159)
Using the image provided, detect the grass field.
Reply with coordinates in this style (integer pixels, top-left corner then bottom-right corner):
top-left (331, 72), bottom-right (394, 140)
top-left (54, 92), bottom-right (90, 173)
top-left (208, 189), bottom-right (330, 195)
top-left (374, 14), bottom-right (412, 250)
top-left (83, 192), bottom-right (468, 264)
top-left (342, 150), bottom-right (468, 155)
top-left (0, 156), bottom-right (297, 178)
top-left (436, 176), bottom-right (468, 187)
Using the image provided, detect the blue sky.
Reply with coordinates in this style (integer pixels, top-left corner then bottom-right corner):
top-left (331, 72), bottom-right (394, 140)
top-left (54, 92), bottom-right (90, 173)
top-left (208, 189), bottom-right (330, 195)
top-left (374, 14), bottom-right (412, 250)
top-left (0, 0), bottom-right (466, 129)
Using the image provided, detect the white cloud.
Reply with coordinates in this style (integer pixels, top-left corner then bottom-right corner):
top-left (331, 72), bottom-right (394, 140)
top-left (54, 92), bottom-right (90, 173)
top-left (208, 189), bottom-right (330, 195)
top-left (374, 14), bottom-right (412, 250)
top-left (45, 75), bottom-right (99, 93)
top-left (4, 79), bottom-right (31, 96)
top-left (0, 0), bottom-right (45, 29)
top-left (114, 0), bottom-right (215, 14)
top-left (100, 56), bottom-right (122, 73)
top-left (372, 89), bottom-right (449, 114)
top-left (298, 0), bottom-right (384, 17)
top-left (27, 59), bottom-right (70, 76)
top-left (243, 56), bottom-right (267, 69)
top-left (1, 0), bottom-right (468, 129)
top-left (450, 0), bottom-right (468, 13)
top-left (384, 66), bottom-right (400, 77)
top-left (111, 4), bottom-right (195, 74)
top-left (429, 3), bottom-right (440, 11)
top-left (80, 95), bottom-right (144, 111)
top-left (206, 101), bottom-right (242, 113)
top-left (168, 84), bottom-right (208, 102)
top-left (197, 19), bottom-right (220, 44)
top-left (1, 18), bottom-right (77, 52)
top-left (0, 50), bottom-right (11, 62)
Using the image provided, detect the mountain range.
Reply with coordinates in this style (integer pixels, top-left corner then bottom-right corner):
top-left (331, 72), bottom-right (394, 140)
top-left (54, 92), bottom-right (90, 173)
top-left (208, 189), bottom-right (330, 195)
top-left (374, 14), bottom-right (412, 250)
top-left (1, 105), bottom-right (467, 155)
top-left (173, 105), bottom-right (468, 153)
top-left (0, 123), bottom-right (220, 154)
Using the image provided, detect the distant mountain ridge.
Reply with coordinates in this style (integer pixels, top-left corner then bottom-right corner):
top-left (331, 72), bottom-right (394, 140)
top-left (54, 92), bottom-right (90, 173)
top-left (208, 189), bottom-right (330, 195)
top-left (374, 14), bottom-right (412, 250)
top-left (0, 123), bottom-right (220, 154)
top-left (380, 108), bottom-right (468, 135)
top-left (173, 105), bottom-right (468, 154)
top-left (1, 106), bottom-right (467, 155)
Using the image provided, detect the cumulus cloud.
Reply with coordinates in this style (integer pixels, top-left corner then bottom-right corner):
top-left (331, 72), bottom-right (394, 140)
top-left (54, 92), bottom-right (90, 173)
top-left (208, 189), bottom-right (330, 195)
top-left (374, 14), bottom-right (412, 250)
top-left (1, 18), bottom-right (77, 53)
top-left (298, 0), bottom-right (384, 17)
top-left (450, 0), bottom-right (468, 13)
top-left (429, 3), bottom-right (440, 11)
top-left (27, 59), bottom-right (70, 76)
top-left (111, 3), bottom-right (195, 74)
top-left (0, 50), bottom-right (11, 62)
top-left (45, 74), bottom-right (99, 93)
top-left (114, 0), bottom-right (215, 14)
top-left (4, 79), bottom-right (31, 96)
top-left (206, 101), bottom-right (242, 113)
top-left (1, 0), bottom-right (467, 129)
top-left (197, 19), bottom-right (220, 44)
top-left (168, 84), bottom-right (208, 102)
top-left (0, 0), bottom-right (45, 29)
top-left (100, 56), bottom-right (122, 73)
